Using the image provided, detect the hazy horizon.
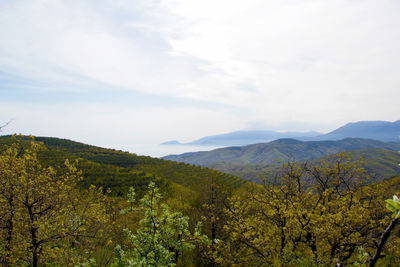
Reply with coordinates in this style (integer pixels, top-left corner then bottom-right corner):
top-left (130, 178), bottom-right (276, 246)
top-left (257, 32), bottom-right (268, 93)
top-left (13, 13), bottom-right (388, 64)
top-left (1, 0), bottom-right (399, 155)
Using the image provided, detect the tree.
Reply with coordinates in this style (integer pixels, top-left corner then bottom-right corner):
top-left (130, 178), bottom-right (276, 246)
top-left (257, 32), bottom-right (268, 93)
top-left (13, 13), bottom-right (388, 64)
top-left (191, 175), bottom-right (232, 266)
top-left (0, 136), bottom-right (109, 266)
top-left (214, 153), bottom-right (393, 266)
top-left (113, 182), bottom-right (209, 266)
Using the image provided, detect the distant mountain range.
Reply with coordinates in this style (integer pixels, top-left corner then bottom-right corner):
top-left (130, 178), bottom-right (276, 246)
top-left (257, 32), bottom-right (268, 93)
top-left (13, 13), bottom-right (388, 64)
top-left (163, 138), bottom-right (400, 166)
top-left (161, 120), bottom-right (400, 147)
top-left (161, 130), bottom-right (321, 146)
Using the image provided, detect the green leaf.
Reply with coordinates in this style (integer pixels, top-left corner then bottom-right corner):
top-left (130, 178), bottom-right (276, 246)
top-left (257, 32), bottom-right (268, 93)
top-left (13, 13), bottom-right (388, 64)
top-left (385, 199), bottom-right (397, 213)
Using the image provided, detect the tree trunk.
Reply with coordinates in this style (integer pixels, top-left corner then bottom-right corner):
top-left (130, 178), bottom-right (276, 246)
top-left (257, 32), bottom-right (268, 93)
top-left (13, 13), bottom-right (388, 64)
top-left (369, 218), bottom-right (398, 267)
top-left (27, 204), bottom-right (39, 267)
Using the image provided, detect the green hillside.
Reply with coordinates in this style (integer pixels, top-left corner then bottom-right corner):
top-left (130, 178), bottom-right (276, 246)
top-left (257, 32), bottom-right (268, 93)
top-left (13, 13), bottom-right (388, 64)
top-left (0, 135), bottom-right (246, 195)
top-left (1, 135), bottom-right (399, 266)
top-left (164, 138), bottom-right (400, 165)
top-left (207, 148), bottom-right (400, 183)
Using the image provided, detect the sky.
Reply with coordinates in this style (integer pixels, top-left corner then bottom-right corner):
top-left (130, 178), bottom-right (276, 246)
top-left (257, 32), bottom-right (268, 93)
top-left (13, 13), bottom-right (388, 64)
top-left (1, 0), bottom-right (399, 156)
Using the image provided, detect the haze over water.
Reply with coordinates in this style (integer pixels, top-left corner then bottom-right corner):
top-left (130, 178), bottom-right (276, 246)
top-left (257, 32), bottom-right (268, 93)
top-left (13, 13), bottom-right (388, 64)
top-left (101, 143), bottom-right (222, 158)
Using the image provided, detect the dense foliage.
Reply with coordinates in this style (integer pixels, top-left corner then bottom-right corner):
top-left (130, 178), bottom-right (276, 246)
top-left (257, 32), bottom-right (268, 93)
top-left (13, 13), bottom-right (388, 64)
top-left (207, 148), bottom-right (400, 183)
top-left (0, 137), bottom-right (110, 266)
top-left (0, 136), bottom-right (399, 266)
top-left (213, 154), bottom-right (400, 266)
top-left (114, 183), bottom-right (209, 266)
top-left (0, 136), bottom-right (245, 197)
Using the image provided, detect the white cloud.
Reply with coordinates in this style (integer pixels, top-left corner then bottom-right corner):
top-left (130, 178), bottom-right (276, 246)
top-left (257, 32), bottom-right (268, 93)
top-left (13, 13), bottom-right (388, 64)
top-left (0, 0), bottom-right (202, 95)
top-left (162, 0), bottom-right (400, 120)
top-left (0, 100), bottom-right (249, 146)
top-left (0, 0), bottom-right (399, 151)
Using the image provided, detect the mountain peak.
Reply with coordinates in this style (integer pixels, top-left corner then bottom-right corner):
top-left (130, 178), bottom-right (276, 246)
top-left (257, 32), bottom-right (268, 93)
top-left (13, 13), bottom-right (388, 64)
top-left (160, 140), bottom-right (181, 145)
top-left (320, 120), bottom-right (400, 142)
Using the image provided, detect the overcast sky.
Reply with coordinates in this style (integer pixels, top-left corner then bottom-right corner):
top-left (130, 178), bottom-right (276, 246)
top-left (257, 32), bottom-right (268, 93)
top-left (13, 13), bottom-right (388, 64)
top-left (1, 0), bottom-right (399, 155)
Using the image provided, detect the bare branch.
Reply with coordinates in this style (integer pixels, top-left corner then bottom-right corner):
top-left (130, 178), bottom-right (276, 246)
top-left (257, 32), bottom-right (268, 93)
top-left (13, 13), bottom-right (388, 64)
top-left (0, 120), bottom-right (12, 131)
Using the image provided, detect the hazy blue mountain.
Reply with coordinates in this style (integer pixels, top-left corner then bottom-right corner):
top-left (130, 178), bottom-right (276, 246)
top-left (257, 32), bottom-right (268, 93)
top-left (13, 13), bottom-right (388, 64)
top-left (160, 140), bottom-right (182, 145)
top-left (314, 120), bottom-right (400, 142)
top-left (161, 130), bottom-right (321, 146)
top-left (163, 138), bottom-right (400, 166)
top-left (161, 120), bottom-right (400, 147)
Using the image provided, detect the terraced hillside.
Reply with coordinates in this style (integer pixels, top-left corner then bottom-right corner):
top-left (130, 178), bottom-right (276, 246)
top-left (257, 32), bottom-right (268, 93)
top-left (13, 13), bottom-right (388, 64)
top-left (0, 136), bottom-right (246, 195)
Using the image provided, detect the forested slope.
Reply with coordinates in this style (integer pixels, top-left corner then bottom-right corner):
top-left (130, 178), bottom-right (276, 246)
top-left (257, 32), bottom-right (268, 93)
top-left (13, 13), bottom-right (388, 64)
top-left (1, 135), bottom-right (399, 266)
top-left (207, 148), bottom-right (400, 183)
top-left (164, 137), bottom-right (400, 165)
top-left (0, 135), bottom-right (246, 195)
